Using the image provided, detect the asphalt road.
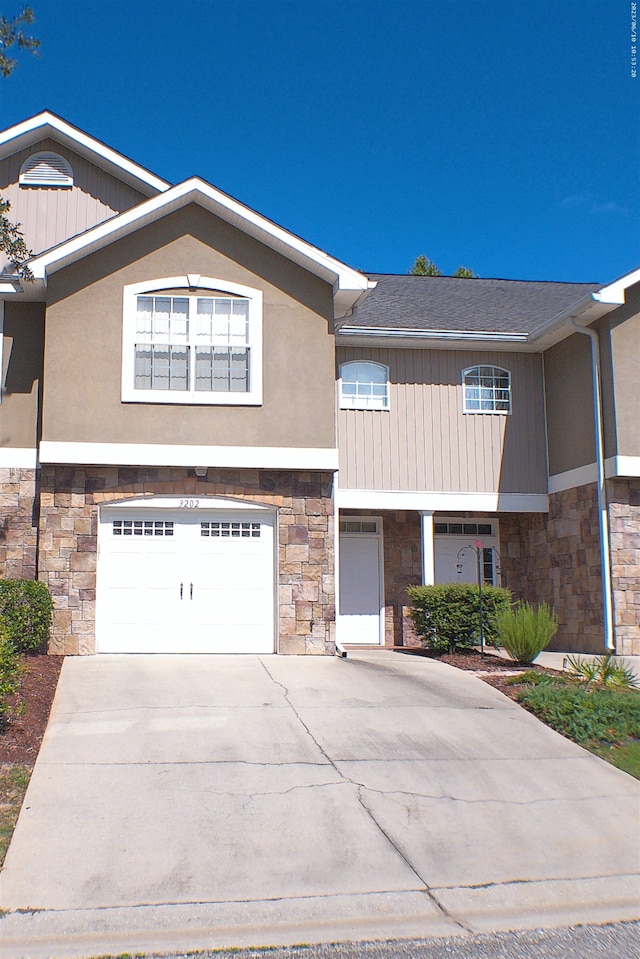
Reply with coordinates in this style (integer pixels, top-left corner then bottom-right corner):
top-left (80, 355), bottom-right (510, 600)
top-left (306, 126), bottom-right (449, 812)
top-left (147, 922), bottom-right (640, 959)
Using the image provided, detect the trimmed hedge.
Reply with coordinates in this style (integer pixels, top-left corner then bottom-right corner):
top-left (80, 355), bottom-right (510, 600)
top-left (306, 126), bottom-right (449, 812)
top-left (0, 579), bottom-right (54, 654)
top-left (407, 583), bottom-right (512, 653)
top-left (0, 624), bottom-right (22, 716)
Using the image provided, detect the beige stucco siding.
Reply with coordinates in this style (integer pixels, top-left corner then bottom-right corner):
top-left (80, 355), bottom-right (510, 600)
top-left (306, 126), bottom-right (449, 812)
top-left (1, 302), bottom-right (44, 449)
top-left (544, 333), bottom-right (595, 476)
top-left (41, 205), bottom-right (336, 450)
top-left (337, 347), bottom-right (546, 493)
top-left (0, 137), bottom-right (147, 270)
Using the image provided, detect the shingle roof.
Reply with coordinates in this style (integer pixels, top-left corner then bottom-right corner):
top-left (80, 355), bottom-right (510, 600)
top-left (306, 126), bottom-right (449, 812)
top-left (347, 275), bottom-right (601, 334)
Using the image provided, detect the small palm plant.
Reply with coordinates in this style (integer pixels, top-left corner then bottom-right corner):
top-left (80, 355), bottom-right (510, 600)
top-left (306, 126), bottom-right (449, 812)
top-left (496, 601), bottom-right (558, 664)
top-left (565, 652), bottom-right (638, 690)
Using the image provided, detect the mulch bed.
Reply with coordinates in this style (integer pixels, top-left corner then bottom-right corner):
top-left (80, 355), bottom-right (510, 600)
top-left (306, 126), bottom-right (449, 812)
top-left (0, 655), bottom-right (64, 765)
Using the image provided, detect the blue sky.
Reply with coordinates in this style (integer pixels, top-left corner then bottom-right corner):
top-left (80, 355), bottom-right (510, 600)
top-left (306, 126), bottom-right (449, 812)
top-left (0, 0), bottom-right (637, 283)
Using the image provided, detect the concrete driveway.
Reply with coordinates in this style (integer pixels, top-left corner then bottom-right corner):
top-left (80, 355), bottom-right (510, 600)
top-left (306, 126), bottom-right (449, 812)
top-left (0, 650), bottom-right (638, 958)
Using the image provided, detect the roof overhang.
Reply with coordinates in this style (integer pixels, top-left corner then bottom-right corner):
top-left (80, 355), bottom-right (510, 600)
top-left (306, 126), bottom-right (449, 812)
top-left (0, 111), bottom-right (170, 196)
top-left (23, 177), bottom-right (371, 318)
top-left (338, 265), bottom-right (640, 351)
top-left (336, 326), bottom-right (532, 351)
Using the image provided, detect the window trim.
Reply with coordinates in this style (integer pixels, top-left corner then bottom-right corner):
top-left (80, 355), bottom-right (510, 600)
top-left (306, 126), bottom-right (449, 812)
top-left (462, 365), bottom-right (511, 414)
top-left (339, 359), bottom-right (390, 410)
top-left (122, 276), bottom-right (263, 405)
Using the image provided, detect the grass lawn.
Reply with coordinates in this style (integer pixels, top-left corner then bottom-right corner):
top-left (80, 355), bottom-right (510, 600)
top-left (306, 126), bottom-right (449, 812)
top-left (506, 671), bottom-right (640, 779)
top-left (0, 764), bottom-right (31, 866)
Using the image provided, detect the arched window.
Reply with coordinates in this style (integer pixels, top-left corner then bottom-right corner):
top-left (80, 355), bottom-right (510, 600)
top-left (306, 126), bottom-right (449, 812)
top-left (122, 276), bottom-right (263, 405)
top-left (19, 152), bottom-right (74, 187)
top-left (339, 360), bottom-right (389, 410)
top-left (462, 365), bottom-right (511, 413)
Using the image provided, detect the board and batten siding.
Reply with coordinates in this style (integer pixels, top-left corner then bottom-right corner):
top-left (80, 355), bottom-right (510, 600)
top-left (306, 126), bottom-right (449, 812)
top-left (0, 137), bottom-right (147, 270)
top-left (337, 347), bottom-right (547, 494)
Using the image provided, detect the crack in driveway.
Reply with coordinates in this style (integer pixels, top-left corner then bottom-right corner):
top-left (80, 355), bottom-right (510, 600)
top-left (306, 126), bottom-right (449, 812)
top-left (257, 657), bottom-right (472, 934)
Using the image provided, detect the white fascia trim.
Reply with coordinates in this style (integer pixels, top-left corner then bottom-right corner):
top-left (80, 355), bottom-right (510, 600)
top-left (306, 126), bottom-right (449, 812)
top-left (0, 112), bottom-right (169, 195)
top-left (594, 267), bottom-right (640, 304)
top-left (549, 456), bottom-right (640, 493)
top-left (0, 448), bottom-right (38, 468)
top-left (30, 177), bottom-right (369, 314)
top-left (336, 326), bottom-right (529, 344)
top-left (336, 489), bottom-right (549, 513)
top-left (0, 278), bottom-right (22, 295)
top-left (38, 442), bottom-right (339, 471)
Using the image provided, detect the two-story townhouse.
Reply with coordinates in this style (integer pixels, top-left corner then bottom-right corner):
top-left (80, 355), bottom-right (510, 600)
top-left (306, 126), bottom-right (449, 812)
top-left (335, 274), bottom-right (640, 657)
top-left (0, 113), bottom-right (638, 658)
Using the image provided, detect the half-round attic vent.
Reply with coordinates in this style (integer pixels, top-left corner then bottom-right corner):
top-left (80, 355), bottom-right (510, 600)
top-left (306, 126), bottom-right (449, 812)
top-left (19, 151), bottom-right (74, 187)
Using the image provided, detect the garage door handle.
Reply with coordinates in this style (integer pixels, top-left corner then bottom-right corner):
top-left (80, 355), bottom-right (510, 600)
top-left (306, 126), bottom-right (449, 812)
top-left (180, 582), bottom-right (183, 599)
top-left (190, 583), bottom-right (193, 600)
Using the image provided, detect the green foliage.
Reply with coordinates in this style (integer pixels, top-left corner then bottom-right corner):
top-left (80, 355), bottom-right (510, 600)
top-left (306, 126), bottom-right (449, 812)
top-left (0, 579), bottom-right (54, 654)
top-left (591, 740), bottom-right (640, 779)
top-left (516, 682), bottom-right (640, 747)
top-left (505, 670), bottom-right (554, 687)
top-left (496, 601), bottom-right (558, 664)
top-left (407, 583), bottom-right (511, 653)
top-left (0, 7), bottom-right (39, 77)
top-left (565, 652), bottom-right (639, 690)
top-left (0, 198), bottom-right (33, 278)
top-left (408, 254), bottom-right (443, 276)
top-left (452, 265), bottom-right (478, 278)
top-left (408, 256), bottom-right (478, 278)
top-left (0, 7), bottom-right (39, 278)
top-left (0, 627), bottom-right (22, 716)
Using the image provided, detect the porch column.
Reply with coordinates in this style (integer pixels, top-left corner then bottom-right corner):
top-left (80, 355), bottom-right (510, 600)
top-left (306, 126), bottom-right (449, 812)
top-left (420, 510), bottom-right (435, 585)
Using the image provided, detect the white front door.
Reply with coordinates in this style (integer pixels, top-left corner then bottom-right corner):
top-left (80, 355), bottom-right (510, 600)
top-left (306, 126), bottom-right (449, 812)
top-left (97, 507), bottom-right (275, 653)
top-left (338, 519), bottom-right (383, 645)
top-left (434, 519), bottom-right (500, 585)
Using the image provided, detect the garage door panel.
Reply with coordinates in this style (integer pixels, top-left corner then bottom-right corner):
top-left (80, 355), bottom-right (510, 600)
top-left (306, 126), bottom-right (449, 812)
top-left (97, 508), bottom-right (275, 654)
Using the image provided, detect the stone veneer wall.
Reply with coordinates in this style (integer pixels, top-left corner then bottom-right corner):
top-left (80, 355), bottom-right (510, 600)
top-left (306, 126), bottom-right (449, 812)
top-left (609, 478), bottom-right (640, 657)
top-left (340, 509), bottom-right (422, 647)
top-left (38, 466), bottom-right (335, 656)
top-left (500, 484), bottom-right (605, 654)
top-left (0, 467), bottom-right (38, 580)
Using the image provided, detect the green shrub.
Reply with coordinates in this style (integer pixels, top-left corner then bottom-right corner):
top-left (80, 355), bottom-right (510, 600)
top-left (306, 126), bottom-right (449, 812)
top-left (517, 682), bottom-right (640, 746)
top-left (0, 625), bottom-right (22, 717)
top-left (565, 652), bottom-right (638, 689)
top-left (505, 670), bottom-right (554, 687)
top-left (496, 600), bottom-right (558, 664)
top-left (407, 583), bottom-right (512, 653)
top-left (0, 579), bottom-right (54, 654)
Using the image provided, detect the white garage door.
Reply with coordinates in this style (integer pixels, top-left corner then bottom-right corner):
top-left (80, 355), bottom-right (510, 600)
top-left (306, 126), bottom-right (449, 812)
top-left (97, 507), bottom-right (275, 653)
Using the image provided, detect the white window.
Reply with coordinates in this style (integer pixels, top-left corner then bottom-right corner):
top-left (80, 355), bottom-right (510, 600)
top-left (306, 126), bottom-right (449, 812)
top-left (340, 360), bottom-right (389, 410)
top-left (122, 277), bottom-right (262, 405)
top-left (19, 152), bottom-right (74, 187)
top-left (462, 366), bottom-right (511, 413)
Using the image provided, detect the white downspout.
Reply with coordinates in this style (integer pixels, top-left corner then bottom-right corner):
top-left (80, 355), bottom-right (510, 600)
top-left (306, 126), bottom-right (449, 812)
top-left (566, 318), bottom-right (615, 652)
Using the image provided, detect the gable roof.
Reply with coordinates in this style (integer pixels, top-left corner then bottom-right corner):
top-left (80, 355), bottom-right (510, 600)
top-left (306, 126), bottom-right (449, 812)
top-left (26, 177), bottom-right (372, 318)
top-left (0, 111), bottom-right (170, 196)
top-left (344, 274), bottom-right (601, 335)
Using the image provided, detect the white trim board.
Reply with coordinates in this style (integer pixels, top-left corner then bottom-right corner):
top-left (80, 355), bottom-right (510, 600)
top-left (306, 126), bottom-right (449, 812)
top-left (38, 441), bottom-right (339, 471)
top-left (548, 456), bottom-right (640, 494)
top-left (100, 496), bottom-right (275, 512)
top-left (0, 448), bottom-right (38, 468)
top-left (0, 112), bottom-right (169, 195)
top-left (29, 177), bottom-right (370, 319)
top-left (336, 489), bottom-right (549, 513)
